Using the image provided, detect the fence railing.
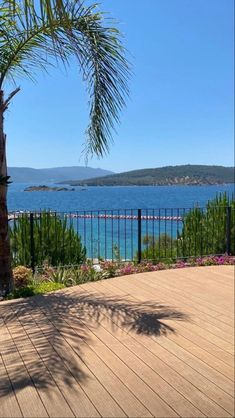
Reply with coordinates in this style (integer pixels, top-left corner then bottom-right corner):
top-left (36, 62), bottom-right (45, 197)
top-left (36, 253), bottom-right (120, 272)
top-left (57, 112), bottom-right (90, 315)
top-left (9, 206), bottom-right (234, 270)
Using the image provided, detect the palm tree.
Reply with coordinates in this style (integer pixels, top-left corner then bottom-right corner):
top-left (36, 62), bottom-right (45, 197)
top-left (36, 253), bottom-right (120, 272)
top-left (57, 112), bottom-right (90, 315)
top-left (0, 0), bottom-right (129, 295)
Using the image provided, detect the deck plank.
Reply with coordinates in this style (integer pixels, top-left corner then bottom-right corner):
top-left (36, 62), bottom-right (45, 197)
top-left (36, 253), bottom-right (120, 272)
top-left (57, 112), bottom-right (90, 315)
top-left (0, 266), bottom-right (234, 417)
top-left (86, 279), bottom-right (234, 378)
top-left (81, 279), bottom-right (234, 416)
top-left (6, 307), bottom-right (100, 418)
top-left (0, 356), bottom-right (23, 418)
top-left (0, 323), bottom-right (49, 418)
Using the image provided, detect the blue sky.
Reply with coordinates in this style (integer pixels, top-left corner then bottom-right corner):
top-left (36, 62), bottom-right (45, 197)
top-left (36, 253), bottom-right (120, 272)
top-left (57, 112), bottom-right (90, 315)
top-left (5, 0), bottom-right (234, 172)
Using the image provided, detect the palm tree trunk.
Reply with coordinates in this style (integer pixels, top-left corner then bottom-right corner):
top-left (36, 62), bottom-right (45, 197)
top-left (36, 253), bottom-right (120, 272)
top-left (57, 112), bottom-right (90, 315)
top-left (0, 90), bottom-right (14, 296)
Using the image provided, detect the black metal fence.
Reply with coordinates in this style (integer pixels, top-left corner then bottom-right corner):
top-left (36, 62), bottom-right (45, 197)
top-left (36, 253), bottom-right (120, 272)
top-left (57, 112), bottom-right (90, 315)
top-left (9, 206), bottom-right (235, 270)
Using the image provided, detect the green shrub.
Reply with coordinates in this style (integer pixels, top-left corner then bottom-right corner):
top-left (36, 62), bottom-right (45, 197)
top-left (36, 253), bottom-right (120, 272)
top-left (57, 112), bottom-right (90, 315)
top-left (136, 193), bottom-right (234, 261)
top-left (10, 212), bottom-right (86, 267)
top-left (178, 193), bottom-right (235, 257)
top-left (7, 281), bottom-right (65, 299)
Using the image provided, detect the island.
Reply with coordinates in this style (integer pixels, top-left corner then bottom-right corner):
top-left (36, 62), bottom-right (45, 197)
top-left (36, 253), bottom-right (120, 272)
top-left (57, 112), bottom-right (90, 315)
top-left (24, 185), bottom-right (75, 192)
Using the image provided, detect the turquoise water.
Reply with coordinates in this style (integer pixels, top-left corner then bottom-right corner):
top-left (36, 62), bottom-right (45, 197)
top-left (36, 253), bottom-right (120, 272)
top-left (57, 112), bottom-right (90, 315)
top-left (8, 183), bottom-right (234, 211)
top-left (8, 183), bottom-right (234, 260)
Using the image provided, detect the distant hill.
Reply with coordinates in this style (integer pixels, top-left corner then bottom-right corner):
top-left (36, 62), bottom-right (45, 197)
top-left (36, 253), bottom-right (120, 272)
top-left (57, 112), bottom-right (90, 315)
top-left (8, 166), bottom-right (114, 183)
top-left (63, 165), bottom-right (235, 186)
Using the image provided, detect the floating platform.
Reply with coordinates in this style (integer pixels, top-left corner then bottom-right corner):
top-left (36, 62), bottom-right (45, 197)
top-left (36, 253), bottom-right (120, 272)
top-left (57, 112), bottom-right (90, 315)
top-left (8, 211), bottom-right (183, 221)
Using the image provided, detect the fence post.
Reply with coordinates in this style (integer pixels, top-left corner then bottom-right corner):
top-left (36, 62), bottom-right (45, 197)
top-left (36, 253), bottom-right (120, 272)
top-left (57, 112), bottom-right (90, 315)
top-left (137, 209), bottom-right (142, 263)
top-left (226, 206), bottom-right (231, 256)
top-left (30, 213), bottom-right (35, 273)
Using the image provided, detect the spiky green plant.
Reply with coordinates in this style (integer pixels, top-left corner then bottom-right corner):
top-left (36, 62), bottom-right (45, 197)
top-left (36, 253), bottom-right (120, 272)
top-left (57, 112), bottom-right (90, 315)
top-left (135, 193), bottom-right (235, 262)
top-left (0, 0), bottom-right (129, 295)
top-left (10, 212), bottom-right (86, 267)
top-left (179, 193), bottom-right (235, 257)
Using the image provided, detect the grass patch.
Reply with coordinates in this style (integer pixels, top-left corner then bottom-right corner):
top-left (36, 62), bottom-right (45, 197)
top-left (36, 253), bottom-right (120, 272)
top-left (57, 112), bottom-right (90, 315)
top-left (7, 281), bottom-right (65, 300)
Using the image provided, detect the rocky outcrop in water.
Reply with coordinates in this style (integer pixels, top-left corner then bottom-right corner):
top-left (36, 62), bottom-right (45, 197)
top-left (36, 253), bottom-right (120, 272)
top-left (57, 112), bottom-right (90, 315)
top-left (24, 185), bottom-right (75, 192)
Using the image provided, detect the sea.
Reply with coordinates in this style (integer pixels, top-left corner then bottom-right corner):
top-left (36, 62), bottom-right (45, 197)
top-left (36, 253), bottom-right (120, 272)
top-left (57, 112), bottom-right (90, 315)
top-left (8, 183), bottom-right (234, 212)
top-left (8, 183), bottom-right (234, 260)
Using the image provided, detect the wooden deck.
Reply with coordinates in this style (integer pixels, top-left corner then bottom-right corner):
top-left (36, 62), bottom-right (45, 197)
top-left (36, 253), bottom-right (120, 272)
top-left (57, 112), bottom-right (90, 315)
top-left (0, 265), bottom-right (234, 417)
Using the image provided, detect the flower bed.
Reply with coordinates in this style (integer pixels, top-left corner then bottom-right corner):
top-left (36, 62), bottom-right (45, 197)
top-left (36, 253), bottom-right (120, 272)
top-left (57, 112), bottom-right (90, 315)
top-left (6, 255), bottom-right (234, 300)
top-left (101, 255), bottom-right (235, 277)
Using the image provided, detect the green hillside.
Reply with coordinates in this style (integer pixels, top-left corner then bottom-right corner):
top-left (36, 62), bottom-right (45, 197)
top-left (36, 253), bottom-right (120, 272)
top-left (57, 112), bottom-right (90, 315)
top-left (63, 165), bottom-right (234, 186)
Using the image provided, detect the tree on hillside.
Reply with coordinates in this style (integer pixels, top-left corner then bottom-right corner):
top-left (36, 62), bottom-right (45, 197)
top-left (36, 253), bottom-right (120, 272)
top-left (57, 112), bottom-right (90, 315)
top-left (0, 0), bottom-right (129, 295)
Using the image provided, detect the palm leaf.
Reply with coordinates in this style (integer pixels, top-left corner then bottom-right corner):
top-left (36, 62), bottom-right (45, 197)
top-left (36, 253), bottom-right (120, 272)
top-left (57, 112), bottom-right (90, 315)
top-left (0, 0), bottom-right (130, 157)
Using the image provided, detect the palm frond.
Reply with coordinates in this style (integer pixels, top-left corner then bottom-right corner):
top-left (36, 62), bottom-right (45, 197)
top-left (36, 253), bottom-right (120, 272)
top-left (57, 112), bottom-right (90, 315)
top-left (4, 0), bottom-right (68, 30)
top-left (0, 0), bottom-right (130, 157)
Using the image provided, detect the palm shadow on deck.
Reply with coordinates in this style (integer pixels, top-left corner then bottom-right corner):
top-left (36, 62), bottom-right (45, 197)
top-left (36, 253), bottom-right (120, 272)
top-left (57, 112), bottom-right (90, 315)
top-left (0, 286), bottom-right (189, 398)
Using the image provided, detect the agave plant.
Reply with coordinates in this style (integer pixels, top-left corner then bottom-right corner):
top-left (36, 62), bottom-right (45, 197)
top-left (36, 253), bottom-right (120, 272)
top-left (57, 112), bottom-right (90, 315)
top-left (0, 0), bottom-right (129, 295)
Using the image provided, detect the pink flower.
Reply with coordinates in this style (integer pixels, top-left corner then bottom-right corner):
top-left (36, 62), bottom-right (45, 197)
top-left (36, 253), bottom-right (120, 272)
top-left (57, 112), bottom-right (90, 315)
top-left (80, 264), bottom-right (89, 271)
